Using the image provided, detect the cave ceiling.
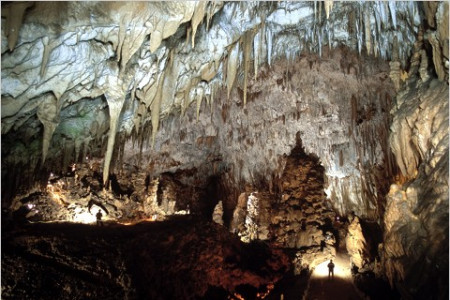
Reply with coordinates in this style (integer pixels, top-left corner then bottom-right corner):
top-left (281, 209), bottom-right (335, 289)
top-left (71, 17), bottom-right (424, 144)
top-left (1, 1), bottom-right (448, 211)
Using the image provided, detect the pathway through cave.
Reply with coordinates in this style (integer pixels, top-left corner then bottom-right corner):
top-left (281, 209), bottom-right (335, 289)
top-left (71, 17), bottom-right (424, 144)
top-left (303, 252), bottom-right (362, 300)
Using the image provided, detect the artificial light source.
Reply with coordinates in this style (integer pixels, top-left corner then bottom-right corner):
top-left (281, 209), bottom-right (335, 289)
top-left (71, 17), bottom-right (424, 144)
top-left (73, 209), bottom-right (96, 224)
top-left (312, 258), bottom-right (352, 279)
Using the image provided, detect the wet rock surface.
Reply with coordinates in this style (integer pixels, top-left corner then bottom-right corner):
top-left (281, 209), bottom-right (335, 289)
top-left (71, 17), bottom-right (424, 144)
top-left (2, 217), bottom-right (289, 300)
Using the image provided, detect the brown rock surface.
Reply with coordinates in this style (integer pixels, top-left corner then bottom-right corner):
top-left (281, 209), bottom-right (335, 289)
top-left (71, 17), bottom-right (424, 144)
top-left (2, 217), bottom-right (289, 299)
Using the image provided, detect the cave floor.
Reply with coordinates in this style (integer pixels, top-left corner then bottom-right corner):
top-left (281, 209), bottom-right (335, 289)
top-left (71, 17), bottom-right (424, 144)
top-left (1, 216), bottom-right (290, 299)
top-left (2, 217), bottom-right (397, 300)
top-left (304, 253), bottom-right (362, 300)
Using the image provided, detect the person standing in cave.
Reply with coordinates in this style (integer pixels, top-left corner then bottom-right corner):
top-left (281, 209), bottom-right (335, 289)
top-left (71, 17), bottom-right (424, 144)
top-left (96, 209), bottom-right (103, 226)
top-left (327, 259), bottom-right (335, 279)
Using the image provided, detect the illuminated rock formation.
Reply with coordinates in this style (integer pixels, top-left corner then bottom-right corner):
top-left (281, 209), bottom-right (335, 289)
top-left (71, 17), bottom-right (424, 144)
top-left (1, 2), bottom-right (448, 299)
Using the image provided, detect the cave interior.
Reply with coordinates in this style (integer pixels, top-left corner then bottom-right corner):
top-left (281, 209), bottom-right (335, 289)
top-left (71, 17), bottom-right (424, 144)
top-left (1, 1), bottom-right (449, 300)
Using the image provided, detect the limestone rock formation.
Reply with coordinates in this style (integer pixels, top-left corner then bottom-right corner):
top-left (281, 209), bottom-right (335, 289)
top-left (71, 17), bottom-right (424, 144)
top-left (1, 2), bottom-right (448, 299)
top-left (2, 1), bottom-right (421, 211)
top-left (345, 216), bottom-right (368, 269)
top-left (383, 77), bottom-right (449, 299)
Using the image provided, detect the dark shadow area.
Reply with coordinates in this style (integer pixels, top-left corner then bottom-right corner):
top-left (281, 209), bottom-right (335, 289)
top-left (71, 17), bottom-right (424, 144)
top-left (2, 216), bottom-right (289, 300)
top-left (305, 276), bottom-right (362, 300)
top-left (266, 269), bottom-right (310, 300)
top-left (109, 174), bottom-right (134, 197)
top-left (320, 217), bottom-right (341, 249)
top-left (354, 271), bottom-right (401, 300)
top-left (359, 219), bottom-right (383, 259)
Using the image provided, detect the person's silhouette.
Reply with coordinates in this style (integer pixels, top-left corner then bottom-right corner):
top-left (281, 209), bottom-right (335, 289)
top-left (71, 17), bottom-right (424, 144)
top-left (96, 209), bottom-right (103, 226)
top-left (327, 259), bottom-right (335, 279)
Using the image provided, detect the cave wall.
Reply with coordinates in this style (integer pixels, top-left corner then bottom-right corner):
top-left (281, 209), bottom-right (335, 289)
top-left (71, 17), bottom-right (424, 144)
top-left (123, 46), bottom-right (396, 221)
top-left (382, 77), bottom-right (449, 299)
top-left (379, 3), bottom-right (449, 299)
top-left (2, 1), bottom-right (422, 211)
top-left (1, 2), bottom-right (449, 299)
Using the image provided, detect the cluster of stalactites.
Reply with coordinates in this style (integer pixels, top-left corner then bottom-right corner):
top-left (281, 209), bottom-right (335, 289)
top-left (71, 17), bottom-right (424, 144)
top-left (0, 1), bottom-right (431, 194)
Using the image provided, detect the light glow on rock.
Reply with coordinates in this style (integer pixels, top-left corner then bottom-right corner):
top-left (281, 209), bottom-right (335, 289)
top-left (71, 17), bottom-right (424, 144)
top-left (312, 256), bottom-right (352, 279)
top-left (73, 209), bottom-right (96, 224)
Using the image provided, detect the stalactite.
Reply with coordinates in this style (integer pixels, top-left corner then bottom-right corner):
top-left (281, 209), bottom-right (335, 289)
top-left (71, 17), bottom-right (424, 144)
top-left (314, 1), bottom-right (317, 22)
top-left (254, 29), bottom-right (260, 81)
top-left (318, 0), bottom-right (322, 22)
top-left (40, 37), bottom-right (51, 78)
top-left (242, 30), bottom-right (253, 108)
top-left (62, 139), bottom-right (72, 173)
top-left (195, 87), bottom-right (204, 121)
top-left (116, 14), bottom-right (126, 64)
top-left (266, 27), bottom-right (272, 66)
top-left (120, 20), bottom-right (147, 71)
top-left (37, 93), bottom-right (59, 165)
top-left (151, 74), bottom-right (164, 149)
top-left (226, 42), bottom-right (239, 99)
top-left (388, 1), bottom-right (397, 29)
top-left (373, 2), bottom-right (381, 37)
top-left (422, 1), bottom-right (439, 29)
top-left (74, 139), bottom-right (82, 163)
top-left (206, 3), bottom-right (213, 31)
top-left (355, 12), bottom-right (362, 55)
top-left (103, 75), bottom-right (127, 186)
top-left (427, 31), bottom-right (446, 81)
top-left (191, 1), bottom-right (207, 49)
top-left (364, 5), bottom-right (372, 56)
top-left (82, 138), bottom-right (89, 163)
top-left (351, 94), bottom-right (357, 130)
top-left (210, 82), bottom-right (215, 112)
top-left (182, 81), bottom-right (192, 117)
top-left (3, 2), bottom-right (33, 51)
top-left (185, 26), bottom-right (191, 49)
top-left (324, 1), bottom-right (333, 19)
top-left (133, 103), bottom-right (146, 135)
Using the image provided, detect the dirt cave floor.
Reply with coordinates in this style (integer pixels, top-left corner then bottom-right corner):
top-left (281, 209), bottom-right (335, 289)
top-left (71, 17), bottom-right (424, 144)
top-left (1, 216), bottom-right (293, 300)
top-left (1, 215), bottom-right (400, 300)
